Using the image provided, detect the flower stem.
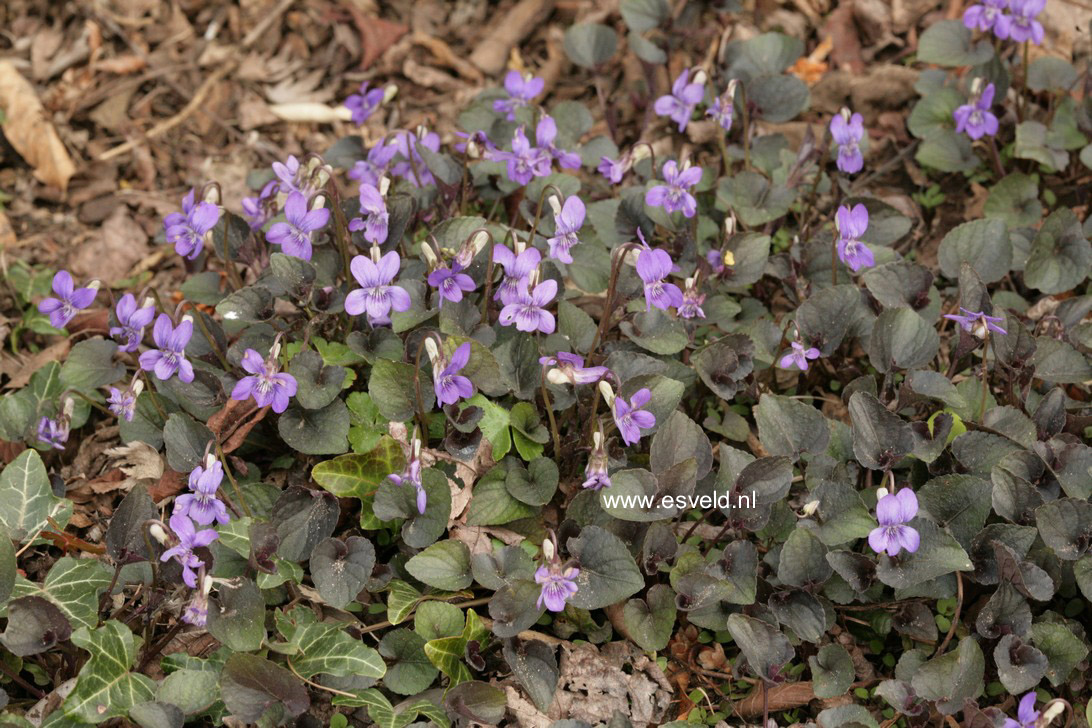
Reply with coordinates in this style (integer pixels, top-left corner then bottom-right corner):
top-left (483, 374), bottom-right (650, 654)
top-left (979, 332), bottom-right (990, 423)
top-left (539, 363), bottom-right (562, 458)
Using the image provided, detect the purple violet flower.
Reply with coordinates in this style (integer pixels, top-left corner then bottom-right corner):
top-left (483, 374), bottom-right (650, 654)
top-left (636, 232), bottom-right (684, 312)
top-left (349, 142), bottom-right (399, 188)
top-left (37, 414), bottom-right (69, 450)
top-left (164, 189), bottom-right (221, 260)
top-left (963, 0), bottom-right (1010, 34)
top-left (388, 436), bottom-right (426, 514)
top-left (954, 82), bottom-right (999, 140)
top-left (242, 180), bottom-right (280, 230)
top-left (677, 279), bottom-right (706, 320)
top-left (493, 70), bottom-right (544, 121)
top-left (427, 262), bottom-right (477, 307)
top-left (944, 308), bottom-right (1008, 338)
top-left (645, 160), bottom-right (701, 218)
top-left (997, 0), bottom-right (1045, 43)
top-left (779, 340), bottom-right (821, 371)
top-left (108, 379), bottom-right (142, 422)
top-left (546, 196), bottom-right (585, 264)
top-left (139, 314), bottom-right (194, 383)
top-left (493, 245), bottom-right (542, 305)
top-left (345, 81), bottom-right (386, 124)
top-left (707, 249), bottom-right (725, 274)
top-left (161, 513), bottom-right (218, 589)
top-left (707, 85), bottom-right (735, 132)
top-left (38, 270), bottom-right (97, 330)
top-left (491, 127), bottom-right (551, 185)
top-left (348, 183), bottom-right (389, 245)
top-left (654, 68), bottom-right (705, 133)
top-left (231, 347), bottom-right (298, 413)
top-left (535, 115), bottom-right (582, 170)
top-left (499, 278), bottom-right (557, 334)
top-left (867, 488), bottom-right (920, 557)
top-left (582, 431), bottom-right (611, 490)
top-left (830, 109), bottom-right (865, 175)
top-left (431, 340), bottom-right (475, 407)
top-left (175, 456), bottom-right (230, 526)
top-left (598, 154), bottom-right (631, 185)
top-left (110, 293), bottom-right (155, 353)
top-left (835, 204), bottom-right (874, 272)
top-left (540, 351), bottom-right (609, 386)
top-left (1003, 692), bottom-right (1039, 728)
top-left (535, 564), bottom-right (580, 612)
top-left (609, 385), bottom-right (656, 446)
top-left (389, 129), bottom-right (441, 188)
top-left (272, 155), bottom-right (316, 196)
top-left (346, 250), bottom-right (412, 325)
top-left (266, 192), bottom-right (329, 261)
top-left (183, 590), bottom-right (209, 627)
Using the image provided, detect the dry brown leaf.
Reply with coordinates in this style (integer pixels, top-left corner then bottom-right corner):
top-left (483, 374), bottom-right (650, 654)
top-left (736, 681), bottom-right (817, 717)
top-left (0, 210), bottom-right (13, 247)
top-left (95, 54), bottom-right (147, 75)
top-left (0, 339), bottom-right (72, 391)
top-left (105, 441), bottom-right (164, 482)
top-left (0, 61), bottom-right (77, 191)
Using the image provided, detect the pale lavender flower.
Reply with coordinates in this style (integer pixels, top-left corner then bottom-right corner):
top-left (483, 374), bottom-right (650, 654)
top-left (388, 436), bottom-right (426, 514)
top-left (598, 154), bottom-right (631, 184)
top-left (110, 294), bottom-right (155, 353)
top-left (139, 315), bottom-right (194, 383)
top-left (546, 196), bottom-right (585, 264)
top-left (613, 388), bottom-right (656, 446)
top-left (493, 70), bottom-right (544, 121)
top-left (645, 160), bottom-right (701, 218)
top-left (242, 180), bottom-right (280, 231)
top-left (267, 192), bottom-right (329, 261)
top-left (944, 308), bottom-right (1008, 338)
top-left (493, 245), bottom-right (542, 305)
top-left (346, 250), bottom-right (412, 324)
top-left (582, 431), bottom-right (611, 490)
top-left (836, 204), bottom-right (874, 272)
top-left (654, 68), bottom-right (704, 132)
top-left (427, 262), bottom-right (476, 307)
top-left (1003, 692), bottom-right (1039, 728)
top-left (182, 591), bottom-right (209, 627)
top-left (706, 249), bottom-right (725, 274)
top-left (345, 81), bottom-right (386, 124)
top-left (535, 564), bottom-right (580, 612)
top-left (164, 189), bottom-right (221, 260)
top-left (491, 127), bottom-right (551, 185)
top-left (38, 271), bottom-right (97, 329)
top-left (175, 458), bottom-right (230, 526)
top-left (963, 0), bottom-right (1009, 33)
top-left (230, 348), bottom-right (297, 413)
top-left (348, 183), bottom-right (389, 245)
top-left (997, 0), bottom-right (1045, 43)
top-left (779, 341), bottom-right (820, 371)
top-left (37, 415), bottom-right (69, 450)
top-left (706, 90), bottom-right (734, 132)
top-left (868, 488), bottom-right (920, 557)
top-left (389, 129), bottom-right (441, 187)
top-left (636, 232), bottom-right (684, 312)
top-left (349, 142), bottom-right (399, 188)
top-left (499, 278), bottom-right (557, 334)
top-left (108, 379), bottom-right (142, 422)
top-left (535, 115), bottom-right (581, 170)
top-left (540, 351), bottom-right (609, 386)
top-left (272, 155), bottom-right (316, 196)
top-left (677, 280), bottom-right (706, 320)
top-left (954, 83), bottom-right (999, 140)
top-left (433, 341), bottom-right (475, 406)
top-left (161, 513), bottom-right (218, 589)
top-left (830, 109), bottom-right (865, 175)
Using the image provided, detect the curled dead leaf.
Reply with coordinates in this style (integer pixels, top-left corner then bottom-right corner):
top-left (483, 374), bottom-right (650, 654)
top-left (0, 61), bottom-right (77, 191)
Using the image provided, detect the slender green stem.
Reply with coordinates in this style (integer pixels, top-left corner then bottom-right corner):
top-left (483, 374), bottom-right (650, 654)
top-left (68, 389), bottom-right (113, 417)
top-left (216, 442), bottom-right (252, 517)
top-left (139, 370), bottom-right (168, 421)
top-left (218, 221), bottom-right (244, 291)
top-left (979, 333), bottom-right (990, 422)
top-left (191, 309), bottom-right (230, 370)
top-left (539, 362), bottom-right (562, 458)
top-left (739, 84), bottom-right (751, 171)
top-left (587, 243), bottom-right (635, 360)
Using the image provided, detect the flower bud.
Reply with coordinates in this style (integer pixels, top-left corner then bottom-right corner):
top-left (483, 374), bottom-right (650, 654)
top-left (149, 522), bottom-right (169, 544)
top-left (548, 195), bottom-right (562, 217)
top-left (382, 83), bottom-right (399, 104)
top-left (631, 144), bottom-right (652, 162)
top-left (309, 194), bottom-right (327, 211)
top-left (839, 107), bottom-right (853, 123)
top-left (371, 242), bottom-right (382, 264)
top-left (424, 337), bottom-right (440, 366)
top-left (802, 500), bottom-right (820, 517)
top-left (141, 296), bottom-right (156, 309)
top-left (181, 314), bottom-right (194, 325)
top-left (876, 486), bottom-right (890, 500)
top-left (598, 381), bottom-right (616, 407)
top-left (62, 397), bottom-right (75, 418)
top-left (542, 538), bottom-right (555, 561)
top-left (724, 215), bottom-right (736, 237)
top-left (270, 340), bottom-right (282, 361)
top-left (726, 79), bottom-right (739, 98)
top-left (546, 367), bottom-right (571, 386)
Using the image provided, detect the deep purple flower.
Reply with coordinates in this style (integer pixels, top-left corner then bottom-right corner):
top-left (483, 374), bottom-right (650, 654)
top-left (963, 0), bottom-right (1009, 34)
top-left (868, 488), bottom-right (920, 557)
top-left (645, 160), bottom-right (701, 218)
top-left (706, 249), bottom-right (726, 274)
top-left (242, 180), bottom-right (280, 230)
top-left (944, 308), bottom-right (1008, 338)
top-left (493, 245), bottom-right (542, 305)
top-left (1003, 692), bottom-right (1039, 728)
top-left (38, 270), bottom-right (97, 330)
top-left (636, 233), bottom-right (684, 312)
top-left (110, 294), bottom-right (155, 353)
top-left (830, 109), bottom-right (865, 175)
top-left (427, 263), bottom-right (476, 307)
top-left (346, 250), bottom-right (411, 324)
top-left (348, 183), bottom-right (389, 245)
top-left (954, 82), bottom-right (999, 140)
top-left (535, 115), bottom-right (581, 170)
top-left (535, 564), bottom-right (580, 612)
top-left (493, 70), bottom-right (544, 120)
top-left (37, 415), bottom-right (69, 450)
top-left (836, 204), bottom-right (874, 272)
top-left (175, 457), bottom-right (230, 526)
top-left (164, 189), bottom-right (221, 260)
top-left (161, 513), bottom-right (218, 588)
top-left (677, 279), bottom-right (706, 320)
top-left (345, 81), bottom-right (386, 124)
top-left (582, 431), bottom-right (611, 490)
top-left (612, 387), bottom-right (656, 446)
top-left (266, 192), bottom-right (329, 261)
top-left (231, 348), bottom-right (297, 413)
top-left (388, 436), bottom-right (426, 514)
top-left (139, 314), bottom-right (194, 383)
top-left (349, 142), bottom-right (399, 188)
top-left (598, 154), bottom-right (631, 184)
top-left (499, 278), bottom-right (557, 334)
top-left (546, 196), bottom-right (585, 264)
top-left (779, 340), bottom-right (821, 371)
top-left (108, 379), bottom-right (142, 422)
top-left (540, 351), bottom-right (609, 386)
top-left (997, 0), bottom-right (1045, 43)
top-left (654, 68), bottom-right (705, 133)
top-left (432, 341), bottom-right (475, 406)
top-left (491, 127), bottom-right (551, 185)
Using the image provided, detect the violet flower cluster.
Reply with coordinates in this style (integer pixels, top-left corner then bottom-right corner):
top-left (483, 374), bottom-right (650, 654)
top-left (964, 0), bottom-right (1045, 44)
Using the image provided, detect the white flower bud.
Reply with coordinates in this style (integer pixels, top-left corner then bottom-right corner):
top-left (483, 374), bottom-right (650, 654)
top-left (876, 486), bottom-right (889, 500)
top-left (726, 79), bottom-right (739, 98)
top-left (383, 84), bottom-right (399, 104)
top-left (416, 125), bottom-right (428, 140)
top-left (466, 139), bottom-right (482, 159)
top-left (724, 215), bottom-right (736, 237)
top-left (548, 195), bottom-right (562, 217)
top-left (598, 381), bottom-right (616, 406)
top-left (592, 431), bottom-right (603, 449)
top-left (203, 185), bottom-right (221, 205)
top-left (149, 523), bottom-right (169, 544)
top-left (270, 340), bottom-right (282, 361)
top-left (412, 435), bottom-right (421, 459)
top-left (542, 538), bottom-right (555, 561)
top-left (631, 144), bottom-right (652, 162)
top-left (424, 337), bottom-right (440, 366)
top-left (201, 573), bottom-right (214, 595)
top-left (840, 107), bottom-right (852, 123)
top-left (802, 500), bottom-right (820, 517)
top-left (378, 175), bottom-right (391, 197)
top-left (692, 69), bottom-right (708, 87)
top-left (970, 76), bottom-right (983, 97)
top-left (371, 243), bottom-right (382, 264)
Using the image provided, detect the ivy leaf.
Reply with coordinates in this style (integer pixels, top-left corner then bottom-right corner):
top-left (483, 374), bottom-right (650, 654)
top-left (424, 609), bottom-right (489, 685)
top-left (312, 436), bottom-right (405, 530)
top-left (64, 620), bottom-right (157, 724)
top-left (279, 622), bottom-right (386, 679)
top-left (12, 556), bottom-right (112, 630)
top-left (0, 449), bottom-right (68, 543)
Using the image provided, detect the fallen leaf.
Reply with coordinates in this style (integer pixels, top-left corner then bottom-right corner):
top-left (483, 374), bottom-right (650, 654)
top-left (0, 61), bottom-right (77, 191)
top-left (349, 11), bottom-right (409, 70)
top-left (0, 339), bottom-right (71, 391)
top-left (95, 54), bottom-right (147, 75)
top-left (737, 681), bottom-right (817, 717)
top-left (208, 396), bottom-right (268, 454)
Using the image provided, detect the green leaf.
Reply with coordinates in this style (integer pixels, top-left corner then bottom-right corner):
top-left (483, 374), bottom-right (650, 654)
top-left (622, 583), bottom-right (676, 652)
top-left (0, 596), bottom-right (71, 656)
top-left (1024, 208), bottom-right (1091, 294)
top-left (727, 614), bottom-right (794, 682)
top-left (910, 637), bottom-right (984, 716)
top-left (566, 526), bottom-right (645, 610)
top-left (64, 620), bottom-right (156, 724)
top-left (809, 644), bottom-right (855, 699)
top-left (60, 338), bottom-right (125, 393)
top-left (312, 436), bottom-right (404, 530)
top-left (754, 394), bottom-right (830, 461)
top-left (282, 622), bottom-right (385, 679)
top-left (206, 579), bottom-right (266, 652)
top-left (984, 174), bottom-right (1042, 229)
top-left (0, 525), bottom-right (14, 605)
top-left (620, 0), bottom-right (670, 32)
top-left (424, 609), bottom-right (488, 685)
top-left (937, 218), bottom-right (1012, 284)
top-left (1015, 121), bottom-right (1068, 171)
top-left (505, 457), bottom-right (559, 507)
top-left (1029, 621), bottom-right (1088, 686)
top-left (156, 669), bottom-right (219, 716)
top-left (777, 528), bottom-right (832, 587)
top-left (716, 172), bottom-right (793, 227)
top-left (277, 399), bottom-right (350, 455)
top-left (378, 629), bottom-right (437, 695)
top-left (0, 449), bottom-right (68, 543)
top-left (220, 653), bottom-right (310, 723)
top-left (466, 466), bottom-right (536, 526)
top-left (917, 20), bottom-right (993, 67)
top-left (288, 350), bottom-right (347, 410)
top-left (876, 520), bottom-right (973, 589)
top-left (309, 536), bottom-right (375, 609)
top-left (868, 308), bottom-right (940, 372)
top-left (563, 23), bottom-right (618, 68)
top-left (369, 358), bottom-right (433, 423)
top-left (161, 414), bottom-right (213, 473)
top-left (373, 467), bottom-right (451, 549)
top-left (406, 540), bottom-right (473, 591)
top-left (12, 556), bottom-right (112, 630)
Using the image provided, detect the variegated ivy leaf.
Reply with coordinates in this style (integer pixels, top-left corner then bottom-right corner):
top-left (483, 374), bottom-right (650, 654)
top-left (0, 449), bottom-right (71, 544)
top-left (64, 620), bottom-right (156, 724)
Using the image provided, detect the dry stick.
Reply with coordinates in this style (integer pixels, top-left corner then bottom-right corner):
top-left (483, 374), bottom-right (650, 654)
top-left (934, 570), bottom-right (963, 656)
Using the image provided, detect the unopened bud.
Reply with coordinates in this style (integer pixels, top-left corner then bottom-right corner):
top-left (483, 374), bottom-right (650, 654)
top-left (202, 185), bottom-right (221, 205)
top-left (802, 500), bottom-right (820, 517)
top-left (546, 368), bottom-right (570, 386)
top-left (839, 107), bottom-right (852, 123)
top-left (970, 76), bottom-right (984, 97)
top-left (62, 397), bottom-right (75, 418)
top-left (631, 144), bottom-right (652, 162)
top-left (270, 340), bottom-right (282, 361)
top-left (382, 83), bottom-right (399, 104)
top-left (370, 243), bottom-right (382, 264)
top-left (201, 574), bottom-right (214, 595)
top-left (592, 430), bottom-right (603, 449)
top-left (181, 314), bottom-right (194, 325)
top-left (542, 538), bottom-right (555, 561)
top-left (548, 195), bottom-right (562, 217)
top-left (412, 435), bottom-right (421, 459)
top-left (149, 523), bottom-right (169, 544)
top-left (876, 486), bottom-right (890, 500)
top-left (415, 125), bottom-right (428, 140)
top-left (141, 296), bottom-right (155, 309)
top-left (598, 381), bottom-right (616, 406)
top-left (309, 194), bottom-right (327, 211)
top-left (724, 215), bottom-right (736, 237)
top-left (726, 79), bottom-right (739, 98)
